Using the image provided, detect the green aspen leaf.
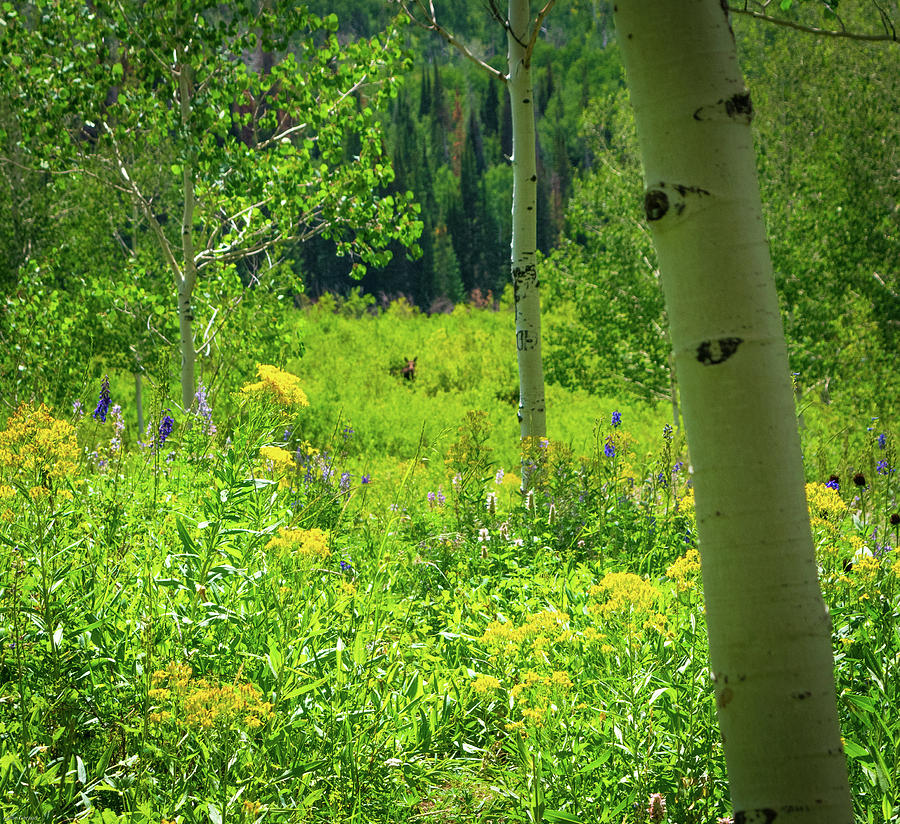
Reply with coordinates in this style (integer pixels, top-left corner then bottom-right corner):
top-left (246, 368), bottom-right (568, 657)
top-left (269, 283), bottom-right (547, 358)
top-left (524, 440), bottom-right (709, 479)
top-left (170, 164), bottom-right (181, 176)
top-left (779, 0), bottom-right (792, 8)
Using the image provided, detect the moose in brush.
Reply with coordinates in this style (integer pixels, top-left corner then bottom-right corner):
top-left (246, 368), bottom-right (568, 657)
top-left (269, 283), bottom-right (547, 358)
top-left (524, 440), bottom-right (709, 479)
top-left (390, 357), bottom-right (417, 381)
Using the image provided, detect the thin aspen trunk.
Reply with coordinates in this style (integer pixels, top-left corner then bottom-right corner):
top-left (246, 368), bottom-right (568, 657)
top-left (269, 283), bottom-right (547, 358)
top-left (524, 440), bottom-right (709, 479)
top-left (177, 51), bottom-right (198, 411)
top-left (614, 2), bottom-right (853, 821)
top-left (508, 0), bottom-right (546, 442)
top-left (134, 372), bottom-right (144, 434)
top-left (668, 353), bottom-right (680, 430)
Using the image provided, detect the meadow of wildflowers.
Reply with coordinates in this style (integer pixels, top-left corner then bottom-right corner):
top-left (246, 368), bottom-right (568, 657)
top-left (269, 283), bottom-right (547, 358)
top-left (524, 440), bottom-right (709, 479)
top-left (0, 307), bottom-right (897, 823)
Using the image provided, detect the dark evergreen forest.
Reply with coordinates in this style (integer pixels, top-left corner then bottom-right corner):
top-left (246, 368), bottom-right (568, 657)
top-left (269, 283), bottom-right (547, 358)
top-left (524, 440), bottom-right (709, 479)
top-left (299, 1), bottom-right (621, 308)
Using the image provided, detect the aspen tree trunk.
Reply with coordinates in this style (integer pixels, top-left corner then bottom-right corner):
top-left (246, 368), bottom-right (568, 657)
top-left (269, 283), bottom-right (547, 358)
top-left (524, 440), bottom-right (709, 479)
top-left (134, 372), bottom-right (145, 434)
top-left (176, 51), bottom-right (198, 411)
top-left (508, 0), bottom-right (546, 441)
top-left (613, 2), bottom-right (853, 821)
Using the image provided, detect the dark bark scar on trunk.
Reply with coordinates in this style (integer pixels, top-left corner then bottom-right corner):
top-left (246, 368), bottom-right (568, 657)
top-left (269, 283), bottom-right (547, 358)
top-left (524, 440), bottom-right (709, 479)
top-left (645, 183), bottom-right (711, 221)
top-left (645, 189), bottom-right (669, 221)
top-left (697, 337), bottom-right (743, 365)
top-left (735, 812), bottom-right (777, 824)
top-left (716, 686), bottom-right (733, 708)
top-left (693, 91), bottom-right (753, 123)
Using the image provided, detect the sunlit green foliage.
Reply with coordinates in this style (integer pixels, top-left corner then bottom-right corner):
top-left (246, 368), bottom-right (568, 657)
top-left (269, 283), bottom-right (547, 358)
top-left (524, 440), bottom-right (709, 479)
top-left (0, 305), bottom-right (896, 822)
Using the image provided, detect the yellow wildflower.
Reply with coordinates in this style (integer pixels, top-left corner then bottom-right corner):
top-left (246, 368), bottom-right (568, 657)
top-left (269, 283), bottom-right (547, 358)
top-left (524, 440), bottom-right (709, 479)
top-left (806, 483), bottom-right (847, 520)
top-left (852, 555), bottom-right (880, 584)
top-left (242, 364), bottom-right (309, 407)
top-left (266, 527), bottom-right (330, 558)
top-left (676, 489), bottom-right (695, 517)
top-left (643, 612), bottom-right (671, 637)
top-left (666, 548), bottom-right (702, 591)
top-left (259, 445), bottom-right (294, 472)
top-left (0, 403), bottom-right (79, 481)
top-left (549, 670), bottom-right (573, 690)
top-left (472, 675), bottom-right (502, 694)
top-left (589, 571), bottom-right (659, 617)
top-left (892, 556), bottom-right (900, 579)
top-left (242, 800), bottom-right (262, 817)
top-left (0, 485), bottom-right (16, 499)
top-left (481, 610), bottom-right (569, 654)
top-left (521, 706), bottom-right (546, 726)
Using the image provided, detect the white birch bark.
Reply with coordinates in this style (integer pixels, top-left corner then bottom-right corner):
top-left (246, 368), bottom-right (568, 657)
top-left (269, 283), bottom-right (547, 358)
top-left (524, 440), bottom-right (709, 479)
top-left (508, 0), bottom-right (547, 441)
top-left (613, 2), bottom-right (853, 821)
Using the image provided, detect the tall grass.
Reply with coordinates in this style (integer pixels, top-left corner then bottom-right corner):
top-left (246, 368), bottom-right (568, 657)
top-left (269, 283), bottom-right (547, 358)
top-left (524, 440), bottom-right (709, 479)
top-left (0, 301), bottom-right (897, 823)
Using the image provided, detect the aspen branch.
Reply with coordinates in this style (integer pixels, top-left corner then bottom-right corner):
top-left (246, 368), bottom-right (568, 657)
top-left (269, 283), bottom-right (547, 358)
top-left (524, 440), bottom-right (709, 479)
top-left (525, 0), bottom-right (557, 59)
top-left (729, 4), bottom-right (898, 43)
top-left (102, 122), bottom-right (182, 281)
top-left (397, 0), bottom-right (508, 84)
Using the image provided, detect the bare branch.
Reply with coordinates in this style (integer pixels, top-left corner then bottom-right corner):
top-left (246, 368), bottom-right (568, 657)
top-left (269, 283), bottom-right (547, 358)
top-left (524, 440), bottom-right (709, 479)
top-left (102, 122), bottom-right (183, 282)
top-left (729, 4), bottom-right (899, 43)
top-left (396, 0), bottom-right (508, 83)
top-left (525, 0), bottom-right (557, 60)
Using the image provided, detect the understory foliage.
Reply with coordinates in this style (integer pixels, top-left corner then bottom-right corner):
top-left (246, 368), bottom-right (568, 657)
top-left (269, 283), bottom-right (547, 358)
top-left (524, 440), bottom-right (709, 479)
top-left (0, 347), bottom-right (897, 823)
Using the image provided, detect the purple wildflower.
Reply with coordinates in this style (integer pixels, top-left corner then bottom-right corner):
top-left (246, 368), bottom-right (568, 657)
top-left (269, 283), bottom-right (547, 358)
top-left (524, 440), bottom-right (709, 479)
top-left (876, 460), bottom-right (890, 476)
top-left (93, 375), bottom-right (111, 422)
top-left (826, 475), bottom-right (840, 490)
top-left (436, 487), bottom-right (446, 505)
top-left (194, 382), bottom-right (216, 436)
top-left (611, 410), bottom-right (621, 428)
top-left (72, 399), bottom-right (84, 417)
top-left (604, 438), bottom-right (615, 458)
top-left (155, 411), bottom-right (175, 450)
top-left (361, 474), bottom-right (371, 485)
top-left (109, 404), bottom-right (125, 453)
top-left (340, 559), bottom-right (353, 572)
top-left (340, 471), bottom-right (351, 492)
top-left (878, 433), bottom-right (887, 450)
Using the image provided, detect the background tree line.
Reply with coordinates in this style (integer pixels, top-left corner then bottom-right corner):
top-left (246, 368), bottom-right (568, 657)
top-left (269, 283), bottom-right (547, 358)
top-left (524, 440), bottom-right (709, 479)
top-left (1, 0), bottom-right (897, 418)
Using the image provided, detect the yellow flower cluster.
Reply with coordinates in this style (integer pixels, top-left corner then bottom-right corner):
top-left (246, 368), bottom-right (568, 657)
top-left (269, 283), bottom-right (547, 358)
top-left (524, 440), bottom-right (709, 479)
top-left (472, 674), bottom-right (502, 694)
top-left (676, 489), bottom-right (695, 517)
top-left (265, 526), bottom-right (330, 558)
top-left (259, 446), bottom-right (295, 480)
top-left (149, 662), bottom-right (273, 732)
top-left (507, 670), bottom-right (575, 729)
top-left (481, 609), bottom-right (570, 654)
top-left (242, 364), bottom-right (309, 408)
top-left (852, 554), bottom-right (880, 584)
top-left (0, 403), bottom-right (79, 483)
top-left (589, 571), bottom-right (660, 617)
top-left (806, 483), bottom-right (847, 522)
top-left (666, 548), bottom-right (702, 592)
